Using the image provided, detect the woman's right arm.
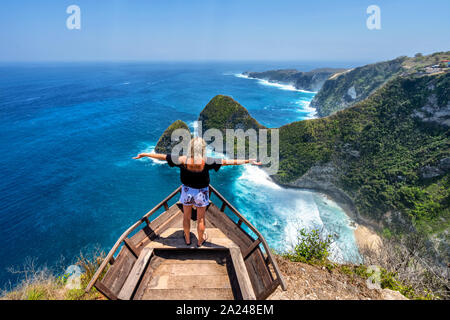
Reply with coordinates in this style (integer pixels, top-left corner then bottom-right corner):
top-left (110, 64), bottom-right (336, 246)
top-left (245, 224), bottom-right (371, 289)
top-left (221, 159), bottom-right (262, 166)
top-left (133, 153), bottom-right (167, 161)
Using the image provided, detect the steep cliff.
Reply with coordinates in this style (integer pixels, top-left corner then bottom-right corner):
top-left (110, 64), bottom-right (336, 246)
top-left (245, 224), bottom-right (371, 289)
top-left (275, 72), bottom-right (449, 262)
top-left (310, 51), bottom-right (450, 117)
top-left (244, 68), bottom-right (347, 92)
top-left (310, 57), bottom-right (407, 116)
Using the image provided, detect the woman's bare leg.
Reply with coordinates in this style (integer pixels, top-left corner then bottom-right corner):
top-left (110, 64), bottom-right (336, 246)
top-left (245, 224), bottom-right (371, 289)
top-left (182, 205), bottom-right (192, 244)
top-left (197, 206), bottom-right (207, 245)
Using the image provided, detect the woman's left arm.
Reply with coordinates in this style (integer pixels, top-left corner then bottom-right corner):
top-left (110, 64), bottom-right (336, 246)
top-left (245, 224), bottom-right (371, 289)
top-left (133, 153), bottom-right (167, 161)
top-left (221, 158), bottom-right (262, 166)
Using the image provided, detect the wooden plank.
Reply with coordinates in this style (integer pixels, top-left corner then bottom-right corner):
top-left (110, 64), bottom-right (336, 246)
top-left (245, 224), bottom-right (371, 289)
top-left (124, 238), bottom-right (139, 258)
top-left (94, 280), bottom-right (118, 300)
top-left (101, 247), bottom-right (137, 296)
top-left (154, 250), bottom-right (228, 264)
top-left (132, 206), bottom-right (183, 249)
top-left (206, 204), bottom-right (253, 249)
top-left (132, 256), bottom-right (165, 300)
top-left (244, 253), bottom-right (262, 296)
top-left (153, 263), bottom-right (228, 276)
top-left (142, 288), bottom-right (234, 300)
top-left (148, 274), bottom-right (232, 290)
top-left (229, 247), bottom-right (256, 300)
top-left (259, 278), bottom-right (281, 300)
top-left (245, 249), bottom-right (275, 299)
top-left (242, 239), bottom-right (262, 260)
top-left (117, 248), bottom-right (154, 300)
top-left (145, 237), bottom-right (236, 250)
top-left (159, 227), bottom-right (228, 240)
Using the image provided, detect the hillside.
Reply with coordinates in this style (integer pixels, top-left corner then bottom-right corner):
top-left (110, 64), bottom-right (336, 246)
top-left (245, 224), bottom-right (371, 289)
top-left (274, 72), bottom-right (449, 262)
top-left (192, 72), bottom-right (449, 267)
top-left (0, 251), bottom-right (409, 300)
top-left (198, 95), bottom-right (265, 134)
top-left (268, 256), bottom-right (406, 300)
top-left (243, 68), bottom-right (347, 92)
top-left (311, 52), bottom-right (450, 116)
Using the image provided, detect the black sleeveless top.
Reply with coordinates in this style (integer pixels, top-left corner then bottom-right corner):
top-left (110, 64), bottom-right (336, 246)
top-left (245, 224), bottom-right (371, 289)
top-left (166, 154), bottom-right (222, 189)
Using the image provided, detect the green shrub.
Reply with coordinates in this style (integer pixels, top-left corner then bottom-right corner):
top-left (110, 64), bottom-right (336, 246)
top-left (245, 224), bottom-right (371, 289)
top-left (281, 228), bottom-right (335, 263)
top-left (26, 287), bottom-right (48, 300)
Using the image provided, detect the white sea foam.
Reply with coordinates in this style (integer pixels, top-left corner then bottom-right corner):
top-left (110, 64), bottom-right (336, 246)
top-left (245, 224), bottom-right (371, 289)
top-left (295, 100), bottom-right (317, 119)
top-left (234, 73), bottom-right (316, 93)
top-left (234, 73), bottom-right (250, 79)
top-left (136, 144), bottom-right (166, 164)
top-left (234, 163), bottom-right (361, 263)
top-left (237, 165), bottom-right (281, 190)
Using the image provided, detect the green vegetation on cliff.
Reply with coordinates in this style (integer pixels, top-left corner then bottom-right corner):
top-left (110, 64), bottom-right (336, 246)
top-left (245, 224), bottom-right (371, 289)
top-left (311, 52), bottom-right (450, 117)
top-left (276, 73), bottom-right (449, 243)
top-left (311, 57), bottom-right (407, 116)
top-left (155, 120), bottom-right (190, 154)
top-left (199, 95), bottom-right (265, 134)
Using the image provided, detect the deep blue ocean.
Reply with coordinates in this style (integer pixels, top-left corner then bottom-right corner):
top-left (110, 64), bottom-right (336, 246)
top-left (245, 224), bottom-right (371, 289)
top-left (0, 62), bottom-right (361, 288)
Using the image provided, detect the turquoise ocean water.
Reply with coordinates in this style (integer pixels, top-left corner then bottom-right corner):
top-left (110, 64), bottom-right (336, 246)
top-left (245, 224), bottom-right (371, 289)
top-left (0, 62), bottom-right (360, 287)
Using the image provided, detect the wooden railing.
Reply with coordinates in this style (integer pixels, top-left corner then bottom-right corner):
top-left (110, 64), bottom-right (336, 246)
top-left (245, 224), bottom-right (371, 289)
top-left (85, 186), bottom-right (181, 292)
top-left (209, 185), bottom-right (287, 291)
top-left (86, 184), bottom-right (286, 294)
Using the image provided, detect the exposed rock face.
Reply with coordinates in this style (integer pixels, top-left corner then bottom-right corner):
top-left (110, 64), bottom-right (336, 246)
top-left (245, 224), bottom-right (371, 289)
top-left (420, 165), bottom-right (444, 179)
top-left (347, 86), bottom-right (357, 100)
top-left (413, 94), bottom-right (450, 127)
top-left (198, 95), bottom-right (265, 135)
top-left (310, 57), bottom-right (407, 116)
top-left (243, 68), bottom-right (347, 92)
top-left (272, 164), bottom-right (360, 222)
top-left (310, 52), bottom-right (450, 117)
top-left (439, 157), bottom-right (450, 170)
top-left (155, 120), bottom-right (190, 154)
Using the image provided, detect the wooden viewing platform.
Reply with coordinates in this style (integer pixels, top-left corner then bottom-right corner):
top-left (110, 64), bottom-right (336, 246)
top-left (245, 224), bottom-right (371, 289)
top-left (85, 185), bottom-right (286, 300)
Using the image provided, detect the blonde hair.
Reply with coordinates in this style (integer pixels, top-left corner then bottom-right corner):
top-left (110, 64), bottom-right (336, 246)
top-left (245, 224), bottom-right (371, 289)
top-left (187, 137), bottom-right (206, 161)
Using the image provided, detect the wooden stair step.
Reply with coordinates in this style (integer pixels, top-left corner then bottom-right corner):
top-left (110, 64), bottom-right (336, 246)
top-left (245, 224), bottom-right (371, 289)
top-left (148, 274), bottom-right (232, 290)
top-left (145, 237), bottom-right (237, 249)
top-left (159, 227), bottom-right (228, 239)
top-left (141, 288), bottom-right (234, 300)
top-left (117, 247), bottom-right (154, 300)
top-left (152, 262), bottom-right (228, 276)
top-left (154, 250), bottom-right (228, 264)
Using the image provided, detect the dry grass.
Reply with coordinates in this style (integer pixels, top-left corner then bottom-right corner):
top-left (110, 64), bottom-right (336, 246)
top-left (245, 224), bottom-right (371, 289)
top-left (1, 249), bottom-right (107, 300)
top-left (360, 233), bottom-right (450, 300)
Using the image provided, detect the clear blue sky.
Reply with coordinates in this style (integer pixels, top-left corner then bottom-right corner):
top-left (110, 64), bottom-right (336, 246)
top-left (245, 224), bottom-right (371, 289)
top-left (0, 0), bottom-right (449, 62)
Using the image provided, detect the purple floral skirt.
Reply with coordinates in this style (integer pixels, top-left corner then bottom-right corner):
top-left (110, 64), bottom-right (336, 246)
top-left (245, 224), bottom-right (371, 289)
top-left (179, 185), bottom-right (210, 207)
